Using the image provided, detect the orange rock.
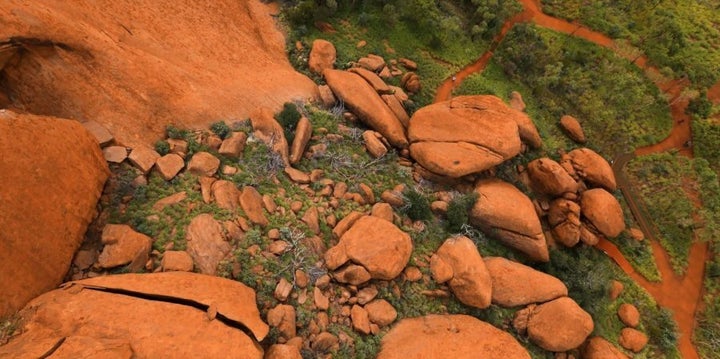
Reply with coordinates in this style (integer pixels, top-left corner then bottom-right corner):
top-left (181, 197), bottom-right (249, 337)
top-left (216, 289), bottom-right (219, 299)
top-left (362, 130), bottom-right (389, 158)
top-left (211, 180), bottom-right (240, 211)
top-left (560, 115), bottom-right (586, 143)
top-left (333, 264), bottom-right (372, 286)
top-left (371, 202), bottom-right (394, 222)
top-left (509, 91), bottom-right (526, 112)
top-left (568, 148), bottom-right (617, 191)
top-left (400, 72), bottom-right (421, 93)
top-left (103, 146), bottom-right (128, 163)
top-left (309, 39), bottom-right (336, 74)
top-left (155, 153), bottom-right (185, 180)
top-left (187, 152), bottom-right (220, 177)
top-left (240, 186), bottom-right (269, 227)
top-left (266, 344), bottom-right (302, 359)
top-left (267, 304), bottom-right (296, 340)
top-left (619, 328), bottom-right (648, 352)
top-left (484, 257), bottom-right (567, 307)
top-left (618, 303), bottom-right (641, 328)
top-left (348, 67), bottom-right (392, 94)
top-left (548, 199), bottom-right (582, 247)
top-left (331, 211), bottom-right (364, 239)
top-left (302, 206), bottom-right (320, 234)
top-left (381, 94), bottom-right (410, 128)
top-left (610, 280), bottom-right (624, 300)
top-left (581, 188), bottom-right (625, 238)
top-left (365, 299), bottom-right (397, 327)
top-left (526, 297), bottom-right (594, 352)
top-left (98, 224), bottom-right (152, 269)
top-left (251, 107), bottom-right (290, 165)
top-left (351, 305), bottom-right (371, 335)
top-left (218, 131), bottom-right (247, 158)
top-left (129, 146), bottom-right (161, 174)
top-left (161, 251), bottom-right (194, 272)
top-left (582, 337), bottom-right (629, 359)
top-left (185, 214), bottom-right (231, 275)
top-left (432, 236), bottom-right (492, 309)
top-left (290, 117), bottom-right (312, 164)
top-left (527, 157), bottom-right (578, 196)
top-left (377, 315), bottom-right (530, 359)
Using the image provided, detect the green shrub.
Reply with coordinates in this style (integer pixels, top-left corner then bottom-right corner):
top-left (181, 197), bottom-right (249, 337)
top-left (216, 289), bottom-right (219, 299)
top-left (210, 121), bottom-right (231, 139)
top-left (276, 102), bottom-right (301, 144)
top-left (401, 187), bottom-right (432, 221)
top-left (154, 140), bottom-right (170, 156)
top-left (165, 124), bottom-right (187, 140)
top-left (445, 192), bottom-right (478, 233)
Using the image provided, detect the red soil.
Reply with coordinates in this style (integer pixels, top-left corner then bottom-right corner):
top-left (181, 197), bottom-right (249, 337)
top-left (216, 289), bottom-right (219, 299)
top-left (435, 0), bottom-right (709, 356)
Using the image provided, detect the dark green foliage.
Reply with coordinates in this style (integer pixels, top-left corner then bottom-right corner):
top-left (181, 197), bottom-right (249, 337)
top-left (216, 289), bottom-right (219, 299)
top-left (165, 124), bottom-right (187, 140)
top-left (445, 192), bottom-right (478, 233)
top-left (686, 91), bottom-right (713, 119)
top-left (154, 140), bottom-right (170, 156)
top-left (644, 306), bottom-right (680, 353)
top-left (401, 187), bottom-right (432, 221)
top-left (210, 121), bottom-right (231, 139)
top-left (692, 118), bottom-right (720, 172)
top-left (276, 102), bottom-right (302, 144)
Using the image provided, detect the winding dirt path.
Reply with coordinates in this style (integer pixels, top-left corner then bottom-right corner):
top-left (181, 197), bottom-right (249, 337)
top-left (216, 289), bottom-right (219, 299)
top-left (433, 1), bottom-right (710, 357)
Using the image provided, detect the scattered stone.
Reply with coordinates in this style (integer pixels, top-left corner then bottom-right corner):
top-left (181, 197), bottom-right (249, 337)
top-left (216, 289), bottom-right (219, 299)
top-left (619, 328), bottom-right (648, 352)
top-left (356, 40), bottom-right (367, 48)
top-left (185, 214), bottom-right (231, 275)
top-left (349, 67), bottom-right (392, 94)
top-left (362, 130), bottom-right (389, 158)
top-left (309, 39), bottom-right (337, 74)
top-left (548, 199), bottom-right (582, 247)
top-left (470, 179), bottom-right (549, 262)
top-left (358, 54), bottom-right (386, 72)
top-left (314, 287), bottom-right (329, 310)
top-left (484, 257), bottom-right (567, 307)
top-left (610, 280), bottom-right (624, 300)
top-left (284, 167), bottom-right (311, 184)
top-left (155, 153), bottom-right (185, 181)
top-left (290, 117), bottom-right (312, 164)
top-left (371, 202), bottom-right (394, 222)
top-left (629, 227), bottom-right (645, 241)
top-left (403, 266), bottom-right (422, 282)
top-left (128, 146), bottom-right (161, 174)
top-left (311, 332), bottom-right (339, 353)
top-left (250, 107), bottom-right (290, 165)
top-left (168, 138), bottom-right (188, 157)
top-left (560, 115), bottom-right (586, 143)
top-left (267, 304), bottom-right (297, 341)
top-left (318, 85), bottom-right (337, 108)
top-left (359, 183), bottom-right (375, 204)
top-left (98, 224), bottom-right (152, 270)
top-left (205, 135), bottom-right (223, 150)
top-left (365, 299), bottom-right (397, 327)
top-left (357, 287), bottom-right (379, 305)
top-left (152, 191), bottom-right (188, 211)
top-left (398, 58), bottom-right (417, 71)
top-left (382, 94), bottom-right (410, 128)
top-left (274, 278), bottom-right (293, 302)
top-left (218, 131), bottom-right (247, 158)
top-left (581, 188), bottom-right (625, 238)
top-left (527, 158), bottom-right (579, 196)
top-left (199, 176), bottom-right (216, 204)
top-left (377, 315), bottom-right (531, 359)
top-left (526, 297), bottom-right (594, 352)
top-left (400, 72), bottom-right (421, 93)
top-left (381, 190), bottom-right (404, 207)
top-left (331, 211), bottom-right (364, 239)
top-left (568, 148), bottom-right (616, 191)
top-left (618, 303), bottom-right (640, 328)
top-left (82, 121), bottom-right (114, 146)
top-left (333, 264), bottom-right (372, 286)
top-left (431, 236), bottom-right (492, 309)
top-left (351, 305), bottom-right (371, 334)
top-left (266, 344), bottom-right (302, 359)
top-left (103, 146), bottom-right (127, 163)
top-left (302, 206), bottom-right (320, 234)
top-left (509, 91), bottom-right (526, 112)
top-left (239, 186), bottom-right (269, 227)
top-left (582, 337), bottom-right (629, 359)
top-left (161, 251), bottom-right (194, 272)
top-left (187, 152), bottom-right (220, 177)
top-left (211, 180), bottom-right (240, 210)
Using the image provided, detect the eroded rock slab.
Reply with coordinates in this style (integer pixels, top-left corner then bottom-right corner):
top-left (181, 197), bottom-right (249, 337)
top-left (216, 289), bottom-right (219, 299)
top-left (484, 257), bottom-right (567, 307)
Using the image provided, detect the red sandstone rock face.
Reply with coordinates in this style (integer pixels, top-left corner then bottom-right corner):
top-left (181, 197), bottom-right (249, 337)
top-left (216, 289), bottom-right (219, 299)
top-left (0, 272), bottom-right (267, 358)
top-left (0, 0), bottom-right (318, 147)
top-left (470, 179), bottom-right (549, 262)
top-left (581, 188), bottom-right (626, 238)
top-left (377, 314), bottom-right (531, 359)
top-left (0, 110), bottom-right (109, 317)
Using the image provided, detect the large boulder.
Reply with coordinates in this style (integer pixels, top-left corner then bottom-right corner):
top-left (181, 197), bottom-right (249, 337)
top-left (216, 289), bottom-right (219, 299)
top-left (323, 69), bottom-right (407, 148)
top-left (581, 188), bottom-right (625, 238)
top-left (0, 272), bottom-right (268, 358)
top-left (526, 297), bottom-right (594, 352)
top-left (0, 111), bottom-right (109, 317)
top-left (324, 216), bottom-right (412, 280)
top-left (470, 179), bottom-right (549, 262)
top-left (484, 257), bottom-right (567, 307)
top-left (430, 236), bottom-right (492, 309)
top-left (548, 199), bottom-right (582, 247)
top-left (568, 148), bottom-right (617, 191)
top-left (582, 337), bottom-right (629, 359)
top-left (308, 39), bottom-right (336, 74)
top-left (527, 157), bottom-right (578, 196)
top-left (0, 0), bottom-right (318, 148)
top-left (377, 314), bottom-right (531, 359)
top-left (408, 96), bottom-right (523, 178)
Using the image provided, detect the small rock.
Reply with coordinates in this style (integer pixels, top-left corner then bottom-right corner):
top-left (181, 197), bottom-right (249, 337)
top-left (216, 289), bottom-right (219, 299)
top-left (365, 299), bottom-right (397, 327)
top-left (98, 224), bottom-right (152, 269)
top-left (403, 266), bottom-right (422, 282)
top-left (302, 206), bottom-right (320, 234)
top-left (560, 115), bottom-right (586, 143)
top-left (185, 214), bottom-right (231, 275)
top-left (314, 287), bottom-right (329, 310)
top-left (103, 146), bottom-right (127, 163)
top-left (211, 180), bottom-right (240, 211)
top-left (431, 236), bottom-right (492, 309)
top-left (267, 304), bottom-right (297, 340)
top-left (239, 186), bottom-right (269, 226)
top-left (333, 264), bottom-right (372, 286)
top-left (218, 132), bottom-right (247, 158)
top-left (311, 332), bottom-right (339, 353)
top-left (398, 58), bottom-right (417, 71)
top-left (290, 117), bottom-right (312, 164)
top-left (582, 337), bottom-right (629, 359)
top-left (318, 85), bottom-right (337, 108)
top-left (161, 251), bottom-right (194, 272)
top-left (351, 305), bottom-right (371, 335)
top-left (371, 202), bottom-right (394, 222)
top-left (356, 287), bottom-right (379, 305)
top-left (152, 191), bottom-right (187, 211)
top-left (619, 328), bottom-right (648, 352)
top-left (309, 39), bottom-right (337, 74)
top-left (128, 146), bottom-right (160, 174)
top-left (362, 130), bottom-right (388, 158)
top-left (155, 153), bottom-right (185, 181)
top-left (187, 152), bottom-right (220, 177)
top-left (284, 167), bottom-right (311, 184)
top-left (610, 280), bottom-right (624, 300)
top-left (618, 303), bottom-right (640, 328)
top-left (265, 344), bottom-right (302, 359)
top-left (274, 278), bottom-right (293, 302)
top-left (82, 121), bottom-right (114, 146)
top-left (509, 91), bottom-right (526, 112)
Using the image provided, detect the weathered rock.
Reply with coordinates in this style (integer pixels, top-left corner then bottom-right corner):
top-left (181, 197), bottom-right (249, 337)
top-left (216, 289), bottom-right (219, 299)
top-left (527, 158), bottom-right (578, 196)
top-left (0, 272), bottom-right (267, 359)
top-left (284, 166), bottom-right (311, 184)
top-left (371, 202), bottom-right (394, 222)
top-left (98, 225), bottom-right (152, 269)
top-left (470, 179), bottom-right (549, 262)
top-left (568, 148), bottom-right (616, 191)
top-left (155, 153), bottom-right (185, 180)
top-left (318, 84), bottom-right (337, 108)
top-left (348, 67), bottom-right (392, 94)
top-left (363, 130), bottom-right (389, 158)
top-left (199, 176), bottom-right (216, 204)
top-left (400, 72), bottom-right (421, 93)
top-left (128, 146), bottom-right (161, 174)
top-left (548, 199), bottom-right (582, 247)
top-left (161, 251), bottom-right (194, 272)
top-left (274, 278), bottom-right (292, 302)
top-left (265, 344), bottom-right (302, 359)
top-left (382, 94), bottom-right (410, 128)
top-left (560, 115), bottom-right (586, 143)
top-left (398, 58), bottom-right (417, 71)
top-left (358, 54), bottom-right (386, 72)
top-left (152, 191), bottom-right (187, 211)
top-left (582, 337), bottom-right (629, 359)
top-left (351, 305), bottom-right (371, 334)
top-left (581, 188), bottom-right (625, 238)
top-left (324, 69), bottom-right (407, 148)
top-left (333, 264), bottom-right (372, 285)
top-left (302, 206), bottom-right (320, 234)
top-left (312, 332), bottom-right (339, 353)
top-left (331, 211), bottom-right (364, 239)
top-left (526, 297), bottom-right (594, 352)
top-left (187, 151), bottom-right (220, 177)
top-left (0, 112), bottom-right (110, 316)
top-left (610, 280), bottom-right (624, 300)
top-left (103, 146), bottom-right (128, 163)
top-left (619, 328), bottom-right (648, 352)
top-left (365, 299), bottom-right (397, 327)
top-left (408, 96), bottom-right (522, 178)
top-left (325, 216), bottom-right (412, 280)
top-left (267, 304), bottom-right (296, 341)
top-left (211, 180), bottom-right (240, 211)
top-left (218, 131), bottom-right (247, 158)
top-left (167, 138), bottom-right (188, 157)
top-left (377, 315), bottom-right (531, 359)
top-left (290, 117), bottom-right (312, 164)
top-left (509, 91), bottom-right (526, 112)
top-left (628, 227), bottom-right (645, 241)
top-left (240, 186), bottom-right (269, 226)
top-left (82, 121), bottom-right (114, 146)
top-left (484, 257), bottom-right (567, 307)
top-left (618, 303), bottom-right (640, 328)
top-left (251, 107), bottom-right (290, 165)
top-left (309, 39), bottom-right (336, 74)
top-left (579, 224), bottom-right (601, 246)
top-left (185, 214), bottom-right (231, 275)
top-left (431, 236), bottom-right (492, 309)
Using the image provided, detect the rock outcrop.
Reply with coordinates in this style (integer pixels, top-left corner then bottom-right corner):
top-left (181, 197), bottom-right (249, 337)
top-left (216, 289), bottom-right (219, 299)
top-left (0, 111), bottom-right (109, 317)
top-left (431, 236), bottom-right (492, 309)
top-left (377, 314), bottom-right (531, 359)
top-left (484, 257), bottom-right (567, 307)
top-left (581, 188), bottom-right (625, 238)
top-left (470, 179), bottom-right (549, 262)
top-left (0, 0), bottom-right (318, 147)
top-left (408, 96), bottom-right (523, 178)
top-left (0, 272), bottom-right (268, 358)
